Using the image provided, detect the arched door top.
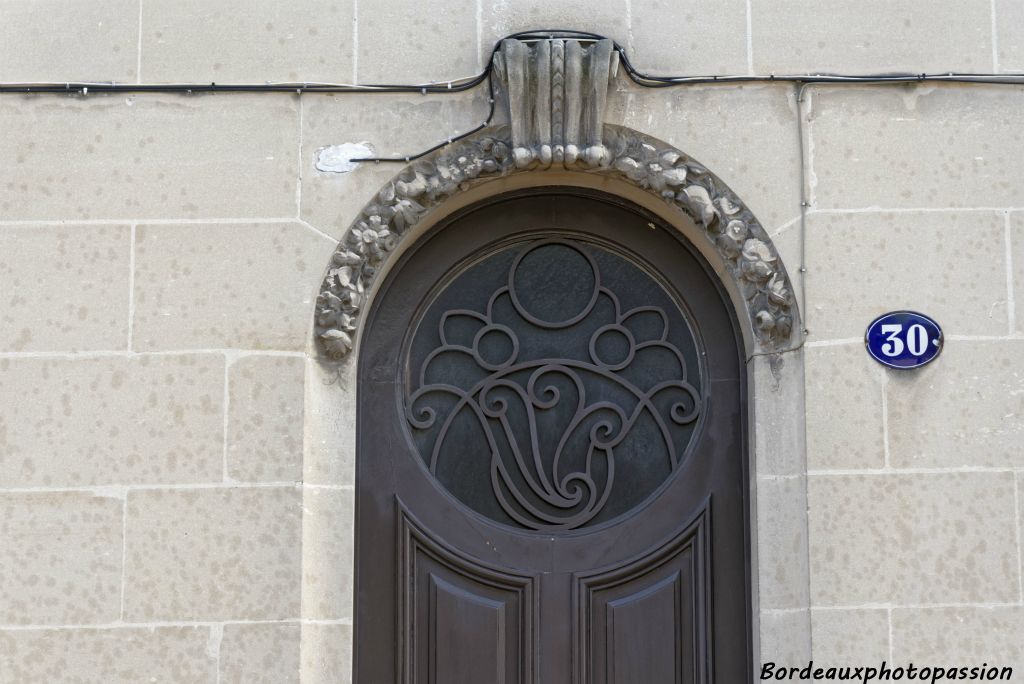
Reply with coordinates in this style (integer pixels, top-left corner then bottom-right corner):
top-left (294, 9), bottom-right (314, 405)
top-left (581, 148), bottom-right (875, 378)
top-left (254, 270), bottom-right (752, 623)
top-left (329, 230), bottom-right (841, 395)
top-left (314, 123), bottom-right (799, 361)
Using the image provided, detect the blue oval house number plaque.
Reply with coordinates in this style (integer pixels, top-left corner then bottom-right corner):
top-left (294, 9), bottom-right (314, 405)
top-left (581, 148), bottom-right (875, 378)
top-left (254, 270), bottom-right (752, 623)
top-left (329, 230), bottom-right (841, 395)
top-left (865, 311), bottom-right (944, 369)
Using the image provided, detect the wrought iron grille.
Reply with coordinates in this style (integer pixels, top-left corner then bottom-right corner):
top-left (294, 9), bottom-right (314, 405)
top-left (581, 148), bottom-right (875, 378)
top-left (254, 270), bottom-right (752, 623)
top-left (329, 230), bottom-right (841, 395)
top-left (405, 237), bottom-right (703, 531)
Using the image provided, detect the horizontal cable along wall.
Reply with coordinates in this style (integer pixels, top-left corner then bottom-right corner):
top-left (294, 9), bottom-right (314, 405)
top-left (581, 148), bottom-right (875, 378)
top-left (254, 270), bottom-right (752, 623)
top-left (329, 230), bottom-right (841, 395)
top-left (3, 30), bottom-right (1024, 162)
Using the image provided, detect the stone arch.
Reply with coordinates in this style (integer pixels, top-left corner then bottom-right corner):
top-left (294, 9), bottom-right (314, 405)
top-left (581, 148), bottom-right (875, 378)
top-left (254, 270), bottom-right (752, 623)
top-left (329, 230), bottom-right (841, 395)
top-left (305, 120), bottom-right (812, 669)
top-left (312, 123), bottom-right (801, 362)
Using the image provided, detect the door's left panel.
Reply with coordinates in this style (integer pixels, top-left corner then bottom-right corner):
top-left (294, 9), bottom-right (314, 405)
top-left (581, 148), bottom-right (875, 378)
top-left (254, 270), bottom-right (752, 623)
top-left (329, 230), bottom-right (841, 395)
top-left (399, 505), bottom-right (539, 684)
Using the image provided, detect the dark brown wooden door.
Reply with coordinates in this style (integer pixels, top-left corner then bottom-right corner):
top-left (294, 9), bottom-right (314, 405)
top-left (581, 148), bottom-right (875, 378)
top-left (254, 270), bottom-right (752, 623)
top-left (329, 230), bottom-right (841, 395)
top-left (355, 189), bottom-right (750, 684)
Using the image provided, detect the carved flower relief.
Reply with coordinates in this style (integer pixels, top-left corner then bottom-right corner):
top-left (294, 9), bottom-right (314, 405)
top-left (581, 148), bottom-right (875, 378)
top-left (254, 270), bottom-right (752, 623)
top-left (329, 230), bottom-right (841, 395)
top-left (739, 239), bottom-right (776, 283)
top-left (716, 220), bottom-right (748, 258)
top-left (608, 140), bottom-right (689, 199)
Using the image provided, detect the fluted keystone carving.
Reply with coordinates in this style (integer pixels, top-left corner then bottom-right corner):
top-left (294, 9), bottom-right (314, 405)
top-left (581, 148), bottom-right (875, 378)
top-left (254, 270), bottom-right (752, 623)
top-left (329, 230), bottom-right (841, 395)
top-left (494, 38), bottom-right (618, 168)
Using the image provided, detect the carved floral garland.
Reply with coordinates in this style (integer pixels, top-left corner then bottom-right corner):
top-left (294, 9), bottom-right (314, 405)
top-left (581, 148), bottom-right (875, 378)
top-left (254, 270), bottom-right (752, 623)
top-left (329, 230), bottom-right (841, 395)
top-left (315, 125), bottom-right (796, 360)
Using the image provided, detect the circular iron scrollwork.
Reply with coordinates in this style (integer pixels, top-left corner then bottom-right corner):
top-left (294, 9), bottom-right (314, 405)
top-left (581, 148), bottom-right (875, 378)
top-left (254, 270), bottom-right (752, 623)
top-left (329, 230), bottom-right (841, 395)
top-left (405, 238), bottom-right (703, 531)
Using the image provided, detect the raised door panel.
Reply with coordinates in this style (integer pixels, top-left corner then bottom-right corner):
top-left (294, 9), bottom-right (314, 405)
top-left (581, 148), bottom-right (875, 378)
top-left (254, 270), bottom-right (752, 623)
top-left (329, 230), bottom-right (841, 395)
top-left (574, 504), bottom-right (709, 684)
top-left (399, 504), bottom-right (538, 684)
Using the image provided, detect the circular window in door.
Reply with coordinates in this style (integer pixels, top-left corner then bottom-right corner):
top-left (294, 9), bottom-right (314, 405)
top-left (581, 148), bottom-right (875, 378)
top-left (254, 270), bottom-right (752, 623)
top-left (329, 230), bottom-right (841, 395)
top-left (404, 235), bottom-right (705, 531)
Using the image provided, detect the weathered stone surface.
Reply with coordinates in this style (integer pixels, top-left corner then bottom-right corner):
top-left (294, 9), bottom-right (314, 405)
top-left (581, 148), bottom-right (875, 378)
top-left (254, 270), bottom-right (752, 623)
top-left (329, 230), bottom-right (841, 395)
top-left (300, 623), bottom-right (352, 684)
top-left (892, 607), bottom-right (1024, 667)
top-left (0, 224), bottom-right (130, 352)
top-left (809, 473), bottom-right (1018, 605)
top-left (228, 355), bottom-right (305, 482)
top-left (0, 627), bottom-right (216, 683)
top-left (752, 350), bottom-right (807, 477)
top-left (809, 86), bottom-right (1024, 210)
top-left (887, 341), bottom-right (1024, 468)
top-left (630, 0), bottom-right (748, 76)
top-left (0, 0), bottom-right (139, 82)
top-left (0, 492), bottom-right (122, 625)
top-left (759, 610), bottom-right (811, 665)
top-left (300, 90), bottom-right (488, 239)
top-left (304, 360), bottom-right (355, 486)
top-left (0, 95), bottom-right (299, 221)
top-left (805, 211), bottom-right (1008, 339)
top-left (618, 83), bottom-right (801, 233)
top-left (769, 223), bottom-right (803, 314)
top-left (811, 608), bottom-right (889, 661)
top-left (0, 355), bottom-right (223, 487)
top-left (124, 486), bottom-right (302, 620)
top-left (301, 487), bottom-right (354, 620)
top-left (996, 0), bottom-right (1024, 72)
top-left (141, 0), bottom-right (353, 83)
top-left (357, 0), bottom-right (477, 83)
top-left (757, 476), bottom-right (810, 610)
top-left (133, 222), bottom-right (334, 351)
top-left (805, 344), bottom-right (885, 470)
top-left (751, 0), bottom-right (992, 73)
top-left (220, 623), bottom-right (301, 684)
top-left (1013, 212), bottom-right (1023, 335)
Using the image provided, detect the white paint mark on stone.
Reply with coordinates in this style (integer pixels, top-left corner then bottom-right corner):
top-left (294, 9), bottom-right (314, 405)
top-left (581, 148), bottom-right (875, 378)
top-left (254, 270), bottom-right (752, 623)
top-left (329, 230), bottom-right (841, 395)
top-left (315, 142), bottom-right (374, 174)
top-left (206, 623), bottom-right (224, 659)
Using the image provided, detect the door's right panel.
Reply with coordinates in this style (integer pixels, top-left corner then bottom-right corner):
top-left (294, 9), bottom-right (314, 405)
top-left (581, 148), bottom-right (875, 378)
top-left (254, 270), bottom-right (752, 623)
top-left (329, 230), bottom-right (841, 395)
top-left (574, 506), bottom-right (709, 684)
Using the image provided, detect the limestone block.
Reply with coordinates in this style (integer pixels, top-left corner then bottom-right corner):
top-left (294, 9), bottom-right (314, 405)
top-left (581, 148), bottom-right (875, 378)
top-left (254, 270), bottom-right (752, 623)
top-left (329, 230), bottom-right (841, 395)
top-left (805, 344), bottom-right (885, 470)
top-left (752, 350), bottom-right (807, 477)
top-left (751, 0), bottom-right (991, 73)
top-left (0, 355), bottom-right (223, 487)
top-left (997, 0), bottom-right (1024, 72)
top-left (805, 211), bottom-right (1008, 339)
top-left (886, 341), bottom-right (1024, 468)
top-left (227, 355), bottom-right (305, 482)
top-left (0, 95), bottom-right (298, 221)
top-left (132, 222), bottom-right (335, 351)
top-left (300, 91), bottom-right (489, 239)
top-left (142, 0), bottom-right (354, 83)
top-left (0, 224), bottom-right (130, 352)
top-left (892, 607), bottom-right (1024, 670)
top-left (0, 492), bottom-right (121, 625)
top-left (811, 608), bottom-right (889, 661)
top-left (756, 475), bottom-right (811, 610)
top-left (304, 360), bottom-right (355, 486)
top-left (357, 0), bottom-right (477, 83)
top-left (809, 472), bottom-right (1018, 605)
top-left (301, 486), bottom-right (354, 620)
top-left (759, 610), bottom-right (812, 665)
top-left (480, 0), bottom-right (629, 64)
top-left (0, 0), bottom-right (139, 82)
top-left (809, 86), bottom-right (1024, 210)
top-left (0, 627), bottom-right (216, 683)
top-left (300, 623), bottom-right (352, 684)
top-left (123, 486), bottom-right (302, 620)
top-left (220, 622), bottom-right (301, 684)
top-left (629, 0), bottom-right (748, 76)
top-left (617, 83), bottom-right (801, 233)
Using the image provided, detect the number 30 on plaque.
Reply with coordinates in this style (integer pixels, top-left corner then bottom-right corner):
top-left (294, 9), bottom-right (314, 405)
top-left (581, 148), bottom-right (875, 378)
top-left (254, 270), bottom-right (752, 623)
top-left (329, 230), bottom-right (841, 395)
top-left (865, 311), bottom-right (944, 369)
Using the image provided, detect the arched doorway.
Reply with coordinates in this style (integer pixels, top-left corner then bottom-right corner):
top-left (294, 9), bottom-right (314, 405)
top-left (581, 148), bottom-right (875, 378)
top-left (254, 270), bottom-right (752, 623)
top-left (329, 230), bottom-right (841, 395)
top-left (354, 188), bottom-right (750, 682)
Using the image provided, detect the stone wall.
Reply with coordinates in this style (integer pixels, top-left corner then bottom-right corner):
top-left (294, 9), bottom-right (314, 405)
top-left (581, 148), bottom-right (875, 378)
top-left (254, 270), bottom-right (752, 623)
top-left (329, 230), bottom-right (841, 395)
top-left (1, 1), bottom-right (1022, 681)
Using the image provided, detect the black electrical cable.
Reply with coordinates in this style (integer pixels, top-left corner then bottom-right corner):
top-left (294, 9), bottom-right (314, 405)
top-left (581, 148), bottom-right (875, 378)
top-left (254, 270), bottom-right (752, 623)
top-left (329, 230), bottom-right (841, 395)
top-left (4, 29), bottom-right (1023, 163)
